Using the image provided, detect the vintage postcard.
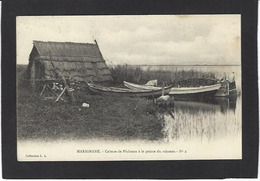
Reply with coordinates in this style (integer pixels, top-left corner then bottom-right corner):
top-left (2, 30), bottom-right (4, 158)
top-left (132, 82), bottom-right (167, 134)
top-left (16, 15), bottom-right (242, 161)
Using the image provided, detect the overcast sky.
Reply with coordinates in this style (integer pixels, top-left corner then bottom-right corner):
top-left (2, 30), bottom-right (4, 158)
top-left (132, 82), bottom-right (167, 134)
top-left (17, 15), bottom-right (240, 65)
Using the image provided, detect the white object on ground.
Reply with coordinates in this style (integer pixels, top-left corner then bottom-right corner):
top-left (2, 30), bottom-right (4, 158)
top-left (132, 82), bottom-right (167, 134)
top-left (82, 103), bottom-right (90, 108)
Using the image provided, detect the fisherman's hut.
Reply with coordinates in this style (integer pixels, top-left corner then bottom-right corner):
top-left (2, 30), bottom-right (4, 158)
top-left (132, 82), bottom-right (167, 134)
top-left (27, 40), bottom-right (113, 89)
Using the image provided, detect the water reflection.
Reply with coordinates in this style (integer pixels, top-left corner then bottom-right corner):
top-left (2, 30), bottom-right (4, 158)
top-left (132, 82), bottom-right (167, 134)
top-left (214, 97), bottom-right (237, 113)
top-left (174, 97), bottom-right (237, 114)
top-left (160, 96), bottom-right (241, 143)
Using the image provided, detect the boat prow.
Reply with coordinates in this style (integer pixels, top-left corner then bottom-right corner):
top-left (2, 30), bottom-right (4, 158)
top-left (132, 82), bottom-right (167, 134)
top-left (215, 81), bottom-right (237, 97)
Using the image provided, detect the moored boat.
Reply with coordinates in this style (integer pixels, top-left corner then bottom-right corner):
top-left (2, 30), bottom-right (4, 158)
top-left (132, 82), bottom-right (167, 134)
top-left (123, 81), bottom-right (221, 100)
top-left (86, 83), bottom-right (172, 98)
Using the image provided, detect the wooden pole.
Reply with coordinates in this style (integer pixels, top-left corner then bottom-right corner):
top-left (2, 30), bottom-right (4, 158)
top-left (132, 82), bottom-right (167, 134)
top-left (30, 61), bottom-right (36, 91)
top-left (55, 87), bottom-right (67, 103)
top-left (46, 84), bottom-right (67, 102)
top-left (162, 82), bottom-right (165, 96)
top-left (40, 84), bottom-right (46, 97)
top-left (62, 77), bottom-right (75, 104)
top-left (226, 81), bottom-right (230, 96)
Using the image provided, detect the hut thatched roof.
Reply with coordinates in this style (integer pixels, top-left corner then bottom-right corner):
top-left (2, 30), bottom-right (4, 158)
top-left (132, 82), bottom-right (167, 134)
top-left (29, 41), bottom-right (112, 82)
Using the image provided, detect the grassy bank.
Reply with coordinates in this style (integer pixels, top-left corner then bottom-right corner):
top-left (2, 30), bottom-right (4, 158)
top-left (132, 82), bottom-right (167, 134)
top-left (17, 65), bottom-right (165, 141)
top-left (17, 64), bottom-right (217, 141)
top-left (17, 87), bottom-right (165, 141)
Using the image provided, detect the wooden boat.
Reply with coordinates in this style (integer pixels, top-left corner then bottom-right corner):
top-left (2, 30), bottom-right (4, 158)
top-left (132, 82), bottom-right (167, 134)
top-left (86, 83), bottom-right (172, 97)
top-left (123, 81), bottom-right (221, 100)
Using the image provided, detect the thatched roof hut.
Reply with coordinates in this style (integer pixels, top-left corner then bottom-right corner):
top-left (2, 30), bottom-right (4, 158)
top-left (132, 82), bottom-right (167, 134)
top-left (28, 40), bottom-right (112, 88)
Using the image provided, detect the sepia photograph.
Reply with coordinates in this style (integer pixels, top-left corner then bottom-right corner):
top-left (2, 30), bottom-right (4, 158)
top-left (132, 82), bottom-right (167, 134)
top-left (16, 15), bottom-right (242, 161)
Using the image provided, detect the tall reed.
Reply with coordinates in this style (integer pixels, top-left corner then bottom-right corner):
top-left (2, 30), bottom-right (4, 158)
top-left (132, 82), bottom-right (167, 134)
top-left (109, 64), bottom-right (218, 87)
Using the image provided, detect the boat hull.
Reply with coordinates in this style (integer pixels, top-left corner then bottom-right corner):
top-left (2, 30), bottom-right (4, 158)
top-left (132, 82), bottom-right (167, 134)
top-left (123, 81), bottom-right (221, 100)
top-left (86, 83), bottom-right (172, 98)
top-left (171, 89), bottom-right (219, 101)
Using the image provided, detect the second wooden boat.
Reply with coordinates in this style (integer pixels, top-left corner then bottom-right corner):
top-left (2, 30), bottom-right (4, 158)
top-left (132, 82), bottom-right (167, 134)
top-left (123, 81), bottom-right (221, 100)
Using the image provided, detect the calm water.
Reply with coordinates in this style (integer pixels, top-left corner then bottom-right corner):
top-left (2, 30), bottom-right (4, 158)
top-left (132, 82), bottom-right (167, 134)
top-left (159, 96), bottom-right (241, 143)
top-left (146, 65), bottom-right (242, 144)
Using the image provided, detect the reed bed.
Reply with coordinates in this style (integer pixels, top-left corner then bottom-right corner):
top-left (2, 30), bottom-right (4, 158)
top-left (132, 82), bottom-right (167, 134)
top-left (161, 105), bottom-right (241, 143)
top-left (109, 64), bottom-right (218, 87)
